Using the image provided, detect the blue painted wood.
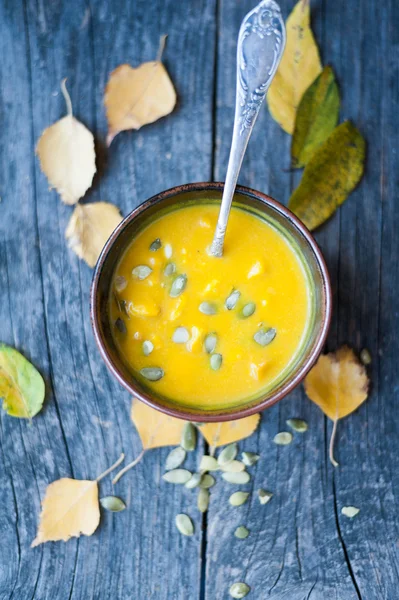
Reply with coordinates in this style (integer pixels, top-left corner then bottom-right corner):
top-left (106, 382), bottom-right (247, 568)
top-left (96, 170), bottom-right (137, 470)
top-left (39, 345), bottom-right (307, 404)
top-left (0, 0), bottom-right (398, 598)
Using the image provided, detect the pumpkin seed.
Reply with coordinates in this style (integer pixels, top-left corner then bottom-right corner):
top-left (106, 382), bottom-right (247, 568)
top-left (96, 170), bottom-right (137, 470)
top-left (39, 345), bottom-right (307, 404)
top-left (120, 299), bottom-right (130, 317)
top-left (273, 431), bottom-right (293, 445)
top-left (210, 353), bottom-right (223, 371)
top-left (221, 460), bottom-right (245, 473)
top-left (229, 491), bottom-right (249, 507)
top-left (229, 582), bottom-right (250, 598)
top-left (132, 265), bottom-right (153, 280)
top-left (165, 446), bottom-right (186, 471)
top-left (181, 422), bottom-right (197, 451)
top-left (286, 418), bottom-right (308, 433)
top-left (258, 489), bottom-right (273, 505)
top-left (222, 471), bottom-right (250, 485)
top-left (100, 495), bottom-right (126, 512)
top-left (218, 443), bottom-right (237, 467)
top-left (197, 488), bottom-right (210, 513)
top-left (199, 301), bottom-right (217, 315)
top-left (360, 348), bottom-right (372, 365)
top-left (115, 318), bottom-right (127, 334)
top-left (185, 472), bottom-right (203, 489)
top-left (149, 238), bottom-right (162, 251)
top-left (199, 455), bottom-right (219, 472)
top-left (241, 302), bottom-right (256, 318)
top-left (241, 452), bottom-right (260, 467)
top-left (254, 326), bottom-right (277, 346)
top-left (142, 340), bottom-right (154, 356)
top-left (170, 274), bottom-right (187, 297)
top-left (140, 367), bottom-right (164, 381)
top-left (234, 526), bottom-right (249, 539)
top-left (164, 243), bottom-right (173, 259)
top-left (162, 469), bottom-right (192, 484)
top-left (114, 275), bottom-right (127, 292)
top-left (172, 326), bottom-right (190, 344)
top-left (164, 262), bottom-right (176, 276)
top-left (204, 333), bottom-right (218, 354)
top-left (341, 506), bottom-right (360, 518)
top-left (175, 513), bottom-right (194, 536)
top-left (200, 474), bottom-right (215, 489)
top-left (225, 289), bottom-right (241, 310)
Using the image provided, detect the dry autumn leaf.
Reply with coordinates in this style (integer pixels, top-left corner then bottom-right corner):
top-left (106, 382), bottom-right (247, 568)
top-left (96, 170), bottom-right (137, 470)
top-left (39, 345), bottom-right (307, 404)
top-left (65, 202), bottom-right (123, 268)
top-left (36, 79), bottom-right (96, 205)
top-left (304, 346), bottom-right (369, 466)
top-left (200, 415), bottom-right (261, 449)
top-left (267, 0), bottom-right (322, 134)
top-left (104, 36), bottom-right (176, 145)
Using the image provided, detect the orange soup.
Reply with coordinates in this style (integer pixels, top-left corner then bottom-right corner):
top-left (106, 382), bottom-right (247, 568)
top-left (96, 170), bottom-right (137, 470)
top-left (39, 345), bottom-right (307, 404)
top-left (109, 204), bottom-right (311, 409)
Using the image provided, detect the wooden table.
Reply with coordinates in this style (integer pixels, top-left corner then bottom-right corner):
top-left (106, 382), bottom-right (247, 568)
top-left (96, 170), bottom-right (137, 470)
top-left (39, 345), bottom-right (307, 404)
top-left (0, 1), bottom-right (398, 598)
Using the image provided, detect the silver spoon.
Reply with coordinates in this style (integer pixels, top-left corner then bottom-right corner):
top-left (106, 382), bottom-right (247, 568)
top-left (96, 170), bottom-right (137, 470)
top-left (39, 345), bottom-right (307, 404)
top-left (209, 0), bottom-right (286, 257)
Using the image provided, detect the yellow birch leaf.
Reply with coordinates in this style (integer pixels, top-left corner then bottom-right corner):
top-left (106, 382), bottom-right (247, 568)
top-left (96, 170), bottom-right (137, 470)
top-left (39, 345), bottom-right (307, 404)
top-left (31, 478), bottom-right (99, 546)
top-left (65, 202), bottom-right (122, 268)
top-left (304, 346), bottom-right (369, 466)
top-left (104, 36), bottom-right (176, 145)
top-left (200, 414), bottom-right (261, 448)
top-left (36, 80), bottom-right (96, 205)
top-left (267, 0), bottom-right (322, 134)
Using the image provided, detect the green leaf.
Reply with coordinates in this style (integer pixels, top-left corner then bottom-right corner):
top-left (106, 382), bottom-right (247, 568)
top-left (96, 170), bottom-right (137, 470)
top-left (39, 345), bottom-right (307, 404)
top-left (291, 66), bottom-right (340, 168)
top-left (0, 344), bottom-right (45, 418)
top-left (289, 122), bottom-right (366, 230)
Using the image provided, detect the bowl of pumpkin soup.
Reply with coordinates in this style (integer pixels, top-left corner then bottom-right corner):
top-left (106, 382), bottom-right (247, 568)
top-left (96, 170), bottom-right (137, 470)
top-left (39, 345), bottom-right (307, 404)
top-left (91, 183), bottom-right (331, 421)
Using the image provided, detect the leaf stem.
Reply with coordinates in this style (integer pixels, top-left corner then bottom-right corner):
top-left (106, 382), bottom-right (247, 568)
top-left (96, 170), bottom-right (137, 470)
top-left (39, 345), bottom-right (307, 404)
top-left (156, 34), bottom-right (167, 62)
top-left (329, 419), bottom-right (339, 467)
top-left (112, 450), bottom-right (145, 484)
top-left (61, 78), bottom-right (73, 117)
top-left (96, 453), bottom-right (125, 482)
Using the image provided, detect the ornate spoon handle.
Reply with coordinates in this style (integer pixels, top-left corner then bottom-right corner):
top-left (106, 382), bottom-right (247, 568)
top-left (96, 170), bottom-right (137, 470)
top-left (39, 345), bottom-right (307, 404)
top-left (209, 0), bottom-right (286, 257)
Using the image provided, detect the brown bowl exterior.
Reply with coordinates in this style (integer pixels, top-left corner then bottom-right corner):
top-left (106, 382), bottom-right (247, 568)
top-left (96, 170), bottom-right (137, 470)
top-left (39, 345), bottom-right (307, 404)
top-left (90, 183), bottom-right (332, 422)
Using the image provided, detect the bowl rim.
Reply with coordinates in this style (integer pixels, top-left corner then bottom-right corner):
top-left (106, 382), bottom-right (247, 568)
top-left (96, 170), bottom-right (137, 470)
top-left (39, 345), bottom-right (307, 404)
top-left (90, 182), bottom-right (332, 422)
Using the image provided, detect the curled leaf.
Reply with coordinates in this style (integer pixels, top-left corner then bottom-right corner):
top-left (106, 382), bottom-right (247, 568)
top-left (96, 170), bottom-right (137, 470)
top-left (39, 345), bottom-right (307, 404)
top-left (65, 202), bottom-right (123, 268)
top-left (289, 122), bottom-right (366, 230)
top-left (104, 36), bottom-right (176, 145)
top-left (36, 79), bottom-right (96, 204)
top-left (0, 344), bottom-right (45, 418)
top-left (291, 66), bottom-right (340, 167)
top-left (267, 0), bottom-right (322, 134)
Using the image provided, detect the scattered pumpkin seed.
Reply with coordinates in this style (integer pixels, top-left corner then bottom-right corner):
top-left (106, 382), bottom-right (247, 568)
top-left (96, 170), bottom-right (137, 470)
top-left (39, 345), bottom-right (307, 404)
top-left (273, 431), bottom-right (293, 445)
top-left (199, 455), bottom-right (219, 471)
top-left (197, 488), bottom-right (210, 513)
top-left (149, 238), bottom-right (162, 251)
top-left (360, 348), bottom-right (372, 365)
top-left (258, 489), bottom-right (273, 505)
top-left (210, 353), bottom-right (223, 371)
top-left (341, 506), bottom-right (360, 518)
top-left (200, 474), bottom-right (216, 489)
top-left (165, 446), bottom-right (186, 471)
top-left (164, 262), bottom-right (176, 276)
top-left (241, 302), bottom-right (256, 318)
top-left (170, 274), bottom-right (187, 298)
top-left (114, 275), bottom-right (127, 292)
top-left (100, 496), bottom-right (126, 512)
top-left (175, 513), bottom-right (194, 536)
top-left (164, 243), bottom-right (173, 259)
top-left (115, 318), bottom-right (127, 335)
top-left (172, 326), bottom-right (190, 344)
top-left (185, 472), bottom-right (203, 489)
top-left (132, 265), bottom-right (153, 280)
top-left (229, 582), bottom-right (250, 598)
top-left (181, 422), bottom-right (197, 451)
top-left (140, 367), bottom-right (164, 381)
top-left (225, 289), bottom-right (241, 310)
top-left (222, 471), bottom-right (250, 485)
top-left (234, 526), bottom-right (249, 539)
top-left (162, 469), bottom-right (192, 484)
top-left (218, 443), bottom-right (238, 467)
top-left (286, 418), bottom-right (308, 433)
top-left (241, 452), bottom-right (260, 467)
top-left (204, 333), bottom-right (218, 354)
top-left (142, 340), bottom-right (154, 356)
top-left (229, 491), bottom-right (249, 507)
top-left (221, 460), bottom-right (245, 473)
top-left (199, 301), bottom-right (217, 315)
top-left (254, 326), bottom-right (277, 346)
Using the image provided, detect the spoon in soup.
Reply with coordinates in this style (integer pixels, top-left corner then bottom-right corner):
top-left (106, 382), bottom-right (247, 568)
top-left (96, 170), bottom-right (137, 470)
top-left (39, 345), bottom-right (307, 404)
top-left (209, 0), bottom-right (286, 257)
